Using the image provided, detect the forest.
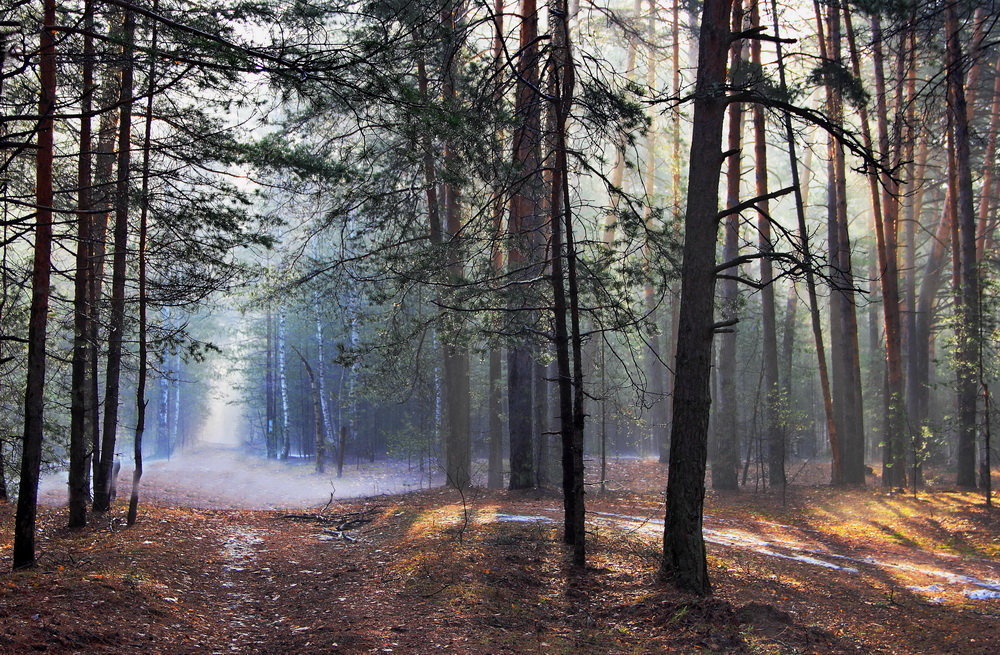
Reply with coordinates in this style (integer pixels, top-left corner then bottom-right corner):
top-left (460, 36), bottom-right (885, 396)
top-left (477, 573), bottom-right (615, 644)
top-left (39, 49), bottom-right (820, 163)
top-left (0, 0), bottom-right (999, 652)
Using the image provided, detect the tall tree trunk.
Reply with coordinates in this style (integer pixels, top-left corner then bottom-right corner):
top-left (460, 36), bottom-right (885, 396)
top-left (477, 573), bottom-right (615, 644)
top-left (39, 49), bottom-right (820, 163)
top-left (487, 0), bottom-right (506, 491)
top-left (643, 0), bottom-right (668, 463)
top-left (534, 357), bottom-right (549, 487)
top-left (265, 307), bottom-right (276, 458)
top-left (0, 27), bottom-right (8, 504)
top-left (13, 0), bottom-right (57, 568)
top-left (661, 0), bottom-right (683, 465)
top-left (278, 311), bottom-right (290, 459)
top-left (89, 36), bottom-right (124, 491)
top-left (507, 0), bottom-right (545, 490)
top-left (713, 0), bottom-right (744, 492)
top-left (771, 0), bottom-right (838, 479)
top-left (901, 31), bottom-right (924, 484)
top-left (93, 6), bottom-right (136, 513)
top-left (976, 55), bottom-right (1000, 261)
top-left (69, 0), bottom-right (96, 528)
top-left (441, 2), bottom-right (471, 489)
top-left (945, 5), bottom-right (979, 488)
top-left (750, 0), bottom-right (783, 489)
top-left (818, 0), bottom-right (864, 485)
top-left (846, 11), bottom-right (905, 487)
top-left (548, 0), bottom-right (584, 565)
top-left (127, 5), bottom-right (159, 527)
top-left (487, 348), bottom-right (504, 488)
top-left (296, 351), bottom-right (326, 474)
top-left (661, 0), bottom-right (733, 595)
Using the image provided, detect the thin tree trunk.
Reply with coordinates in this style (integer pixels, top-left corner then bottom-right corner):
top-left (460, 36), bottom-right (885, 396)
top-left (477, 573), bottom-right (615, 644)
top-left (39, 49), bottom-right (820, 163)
top-left (771, 0), bottom-right (838, 478)
top-left (750, 0), bottom-right (782, 489)
top-left (13, 0), bottom-right (57, 568)
top-left (487, 0), bottom-right (506, 491)
top-left (278, 311), bottom-right (290, 459)
top-left (661, 0), bottom-right (683, 465)
top-left (817, 0), bottom-right (864, 485)
top-left (94, 6), bottom-right (137, 513)
top-left (846, 11), bottom-right (905, 487)
top-left (295, 350), bottom-right (326, 474)
top-left (69, 0), bottom-right (96, 528)
top-left (487, 348), bottom-right (503, 488)
top-left (713, 0), bottom-right (744, 492)
top-left (89, 36), bottom-right (124, 491)
top-left (265, 307), bottom-right (276, 458)
top-left (976, 55), bottom-right (1000, 260)
top-left (439, 3), bottom-right (472, 489)
top-left (643, 0), bottom-right (668, 463)
top-left (946, 5), bottom-right (979, 488)
top-left (549, 0), bottom-right (584, 565)
top-left (902, 43), bottom-right (925, 485)
top-left (128, 4), bottom-right (159, 527)
top-left (507, 0), bottom-right (545, 490)
top-left (534, 357), bottom-right (549, 486)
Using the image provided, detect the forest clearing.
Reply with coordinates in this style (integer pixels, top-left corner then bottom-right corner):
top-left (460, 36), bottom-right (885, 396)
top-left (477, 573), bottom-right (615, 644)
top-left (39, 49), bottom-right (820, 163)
top-left (2, 458), bottom-right (999, 654)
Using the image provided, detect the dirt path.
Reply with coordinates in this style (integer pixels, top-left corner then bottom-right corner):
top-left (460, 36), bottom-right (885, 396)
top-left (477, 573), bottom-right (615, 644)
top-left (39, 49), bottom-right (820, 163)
top-left (3, 468), bottom-right (999, 653)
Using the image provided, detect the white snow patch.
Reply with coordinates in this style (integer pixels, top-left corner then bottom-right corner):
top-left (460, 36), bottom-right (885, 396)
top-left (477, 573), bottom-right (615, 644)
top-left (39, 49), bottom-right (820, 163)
top-left (495, 514), bottom-right (554, 523)
top-left (965, 589), bottom-right (1000, 600)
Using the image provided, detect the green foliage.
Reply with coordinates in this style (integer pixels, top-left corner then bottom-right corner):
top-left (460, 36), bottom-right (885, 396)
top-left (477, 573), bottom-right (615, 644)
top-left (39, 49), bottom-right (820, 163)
top-left (234, 134), bottom-right (354, 182)
top-left (577, 79), bottom-right (651, 146)
top-left (846, 0), bottom-right (916, 20)
top-left (731, 60), bottom-right (789, 104)
top-left (806, 60), bottom-right (871, 110)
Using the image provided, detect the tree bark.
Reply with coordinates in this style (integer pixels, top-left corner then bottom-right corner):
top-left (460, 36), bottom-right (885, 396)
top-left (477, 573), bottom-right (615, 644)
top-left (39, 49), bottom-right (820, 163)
top-left (548, 0), bottom-right (584, 565)
top-left (713, 0), bottom-right (744, 492)
top-left (438, 3), bottom-right (471, 489)
top-left (770, 0), bottom-right (837, 482)
top-left (296, 350), bottom-right (326, 474)
top-left (265, 307), bottom-right (277, 459)
top-left (13, 0), bottom-right (57, 568)
top-left (487, 0), bottom-right (506, 491)
top-left (487, 348), bottom-right (504, 488)
top-left (278, 311), bottom-right (290, 459)
top-left (817, 0), bottom-right (864, 485)
top-left (976, 55), bottom-right (1000, 261)
top-left (750, 0), bottom-right (783, 489)
top-left (69, 0), bottom-right (96, 528)
top-left (507, 0), bottom-right (545, 490)
top-left (93, 5), bottom-right (136, 513)
top-left (845, 11), bottom-right (905, 487)
top-left (128, 4), bottom-right (159, 527)
top-left (945, 5), bottom-right (979, 488)
top-left (88, 27), bottom-right (124, 491)
top-left (661, 0), bottom-right (733, 595)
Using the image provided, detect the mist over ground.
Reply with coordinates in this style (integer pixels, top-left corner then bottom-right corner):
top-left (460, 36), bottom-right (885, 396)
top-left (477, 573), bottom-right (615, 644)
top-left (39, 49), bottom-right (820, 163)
top-left (39, 446), bottom-right (440, 510)
top-left (38, 352), bottom-right (441, 510)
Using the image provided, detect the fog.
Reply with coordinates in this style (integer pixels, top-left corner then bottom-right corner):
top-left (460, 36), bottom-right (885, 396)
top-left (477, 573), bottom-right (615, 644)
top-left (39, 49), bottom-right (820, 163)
top-left (39, 354), bottom-right (441, 510)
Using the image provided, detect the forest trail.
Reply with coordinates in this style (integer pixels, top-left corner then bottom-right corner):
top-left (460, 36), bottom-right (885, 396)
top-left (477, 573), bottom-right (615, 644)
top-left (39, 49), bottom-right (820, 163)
top-left (38, 446), bottom-right (440, 510)
top-left (4, 460), bottom-right (1000, 653)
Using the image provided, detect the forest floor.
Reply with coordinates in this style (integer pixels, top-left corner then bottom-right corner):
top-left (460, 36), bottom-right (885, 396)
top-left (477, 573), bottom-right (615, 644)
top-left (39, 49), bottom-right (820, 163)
top-left (1, 458), bottom-right (999, 654)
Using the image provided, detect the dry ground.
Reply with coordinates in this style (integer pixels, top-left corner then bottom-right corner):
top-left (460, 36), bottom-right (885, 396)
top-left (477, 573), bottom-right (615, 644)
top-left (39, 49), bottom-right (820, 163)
top-left (1, 459), bottom-right (998, 654)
